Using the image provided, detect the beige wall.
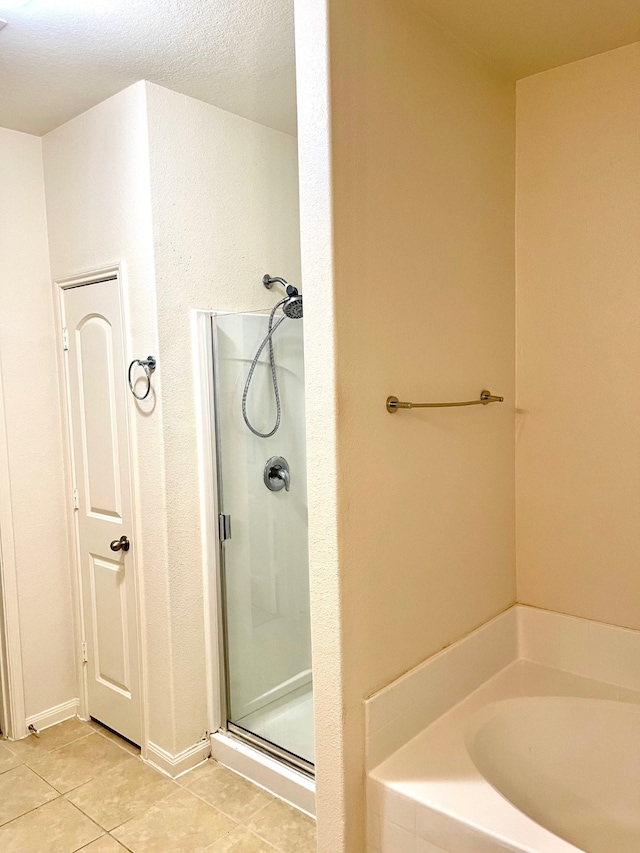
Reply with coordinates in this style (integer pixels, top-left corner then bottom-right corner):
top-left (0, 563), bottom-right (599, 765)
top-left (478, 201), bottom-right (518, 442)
top-left (516, 42), bottom-right (640, 629)
top-left (309, 0), bottom-right (517, 847)
top-left (0, 127), bottom-right (75, 720)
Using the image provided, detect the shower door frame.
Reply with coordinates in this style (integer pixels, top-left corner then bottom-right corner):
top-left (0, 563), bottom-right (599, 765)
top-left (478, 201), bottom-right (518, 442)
top-left (195, 310), bottom-right (315, 796)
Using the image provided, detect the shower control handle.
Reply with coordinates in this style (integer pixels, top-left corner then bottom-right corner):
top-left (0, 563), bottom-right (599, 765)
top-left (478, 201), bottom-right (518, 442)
top-left (264, 457), bottom-right (291, 492)
top-left (278, 467), bottom-right (290, 492)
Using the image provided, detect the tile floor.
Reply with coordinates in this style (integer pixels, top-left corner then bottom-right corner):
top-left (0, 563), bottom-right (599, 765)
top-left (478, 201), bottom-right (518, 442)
top-left (0, 718), bottom-right (316, 853)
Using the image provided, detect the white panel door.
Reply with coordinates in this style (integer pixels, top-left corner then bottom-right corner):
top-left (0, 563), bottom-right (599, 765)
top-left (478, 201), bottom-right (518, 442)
top-left (63, 278), bottom-right (141, 744)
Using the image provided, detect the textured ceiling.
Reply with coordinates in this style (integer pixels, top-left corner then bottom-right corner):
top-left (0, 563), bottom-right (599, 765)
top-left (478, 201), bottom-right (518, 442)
top-left (414, 0), bottom-right (640, 80)
top-left (2, 1), bottom-right (639, 138)
top-left (0, 0), bottom-right (296, 136)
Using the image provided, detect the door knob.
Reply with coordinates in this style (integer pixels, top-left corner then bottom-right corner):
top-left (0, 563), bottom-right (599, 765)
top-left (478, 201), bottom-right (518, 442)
top-left (110, 535), bottom-right (130, 552)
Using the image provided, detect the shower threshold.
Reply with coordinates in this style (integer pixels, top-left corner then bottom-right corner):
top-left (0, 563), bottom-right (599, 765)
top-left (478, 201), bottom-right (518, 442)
top-left (235, 681), bottom-right (314, 768)
top-left (210, 726), bottom-right (316, 817)
top-left (228, 722), bottom-right (314, 777)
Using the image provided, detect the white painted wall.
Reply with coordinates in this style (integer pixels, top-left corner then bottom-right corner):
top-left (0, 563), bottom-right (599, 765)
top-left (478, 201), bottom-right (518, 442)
top-left (144, 82), bottom-right (302, 753)
top-left (43, 81), bottom-right (302, 759)
top-left (0, 127), bottom-right (75, 721)
top-left (42, 83), bottom-right (172, 751)
top-left (0, 296), bottom-right (25, 739)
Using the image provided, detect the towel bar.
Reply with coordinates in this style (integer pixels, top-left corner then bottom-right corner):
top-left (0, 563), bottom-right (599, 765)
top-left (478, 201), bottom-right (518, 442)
top-left (386, 390), bottom-right (503, 413)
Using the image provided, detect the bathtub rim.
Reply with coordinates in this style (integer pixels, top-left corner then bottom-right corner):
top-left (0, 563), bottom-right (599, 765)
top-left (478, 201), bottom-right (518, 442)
top-left (368, 659), bottom-right (640, 853)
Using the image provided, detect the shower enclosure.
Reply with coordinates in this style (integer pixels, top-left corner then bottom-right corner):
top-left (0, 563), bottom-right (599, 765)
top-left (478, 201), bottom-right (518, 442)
top-left (210, 304), bottom-right (313, 775)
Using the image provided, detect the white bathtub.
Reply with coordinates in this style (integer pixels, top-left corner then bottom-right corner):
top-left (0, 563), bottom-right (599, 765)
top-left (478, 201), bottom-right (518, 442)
top-left (368, 660), bottom-right (640, 853)
top-left (468, 696), bottom-right (640, 853)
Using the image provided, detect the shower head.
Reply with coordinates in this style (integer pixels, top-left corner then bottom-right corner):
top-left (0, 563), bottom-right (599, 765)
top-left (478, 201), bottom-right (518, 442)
top-left (283, 285), bottom-right (303, 319)
top-left (263, 274), bottom-right (303, 319)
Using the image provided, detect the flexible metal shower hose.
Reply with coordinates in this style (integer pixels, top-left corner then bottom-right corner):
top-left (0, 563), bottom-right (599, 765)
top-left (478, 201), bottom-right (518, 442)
top-left (242, 298), bottom-right (288, 438)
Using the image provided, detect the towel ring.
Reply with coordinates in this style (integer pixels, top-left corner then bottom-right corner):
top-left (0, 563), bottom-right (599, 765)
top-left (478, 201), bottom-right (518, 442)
top-left (128, 355), bottom-right (157, 401)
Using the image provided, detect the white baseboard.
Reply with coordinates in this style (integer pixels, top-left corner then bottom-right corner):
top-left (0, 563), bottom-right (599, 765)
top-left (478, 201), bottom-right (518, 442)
top-left (145, 738), bottom-right (211, 779)
top-left (24, 699), bottom-right (79, 734)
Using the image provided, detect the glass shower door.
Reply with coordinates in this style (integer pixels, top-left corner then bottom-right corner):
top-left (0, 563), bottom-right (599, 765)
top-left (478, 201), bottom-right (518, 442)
top-left (212, 310), bottom-right (313, 771)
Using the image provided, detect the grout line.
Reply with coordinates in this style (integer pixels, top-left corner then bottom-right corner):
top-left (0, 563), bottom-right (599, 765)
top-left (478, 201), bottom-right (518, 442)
top-left (61, 751), bottom-right (151, 798)
top-left (87, 722), bottom-right (142, 757)
top-left (3, 720), bottom-right (316, 852)
top-left (14, 759), bottom-right (65, 793)
top-left (246, 829), bottom-right (288, 853)
top-left (31, 722), bottom-right (96, 751)
top-left (114, 841), bottom-right (135, 852)
top-left (63, 800), bottom-right (106, 851)
top-left (237, 799), bottom-right (316, 853)
top-left (0, 791), bottom-right (62, 833)
top-left (74, 838), bottom-right (108, 853)
top-left (107, 830), bottom-right (136, 852)
top-left (241, 797), bottom-right (274, 824)
top-left (4, 731), bottom-right (92, 767)
top-left (22, 739), bottom-right (139, 797)
top-left (27, 731), bottom-right (96, 762)
top-left (175, 782), bottom-right (242, 826)
top-left (202, 824), bottom-right (281, 853)
top-left (0, 750), bottom-right (24, 775)
top-left (104, 783), bottom-right (195, 839)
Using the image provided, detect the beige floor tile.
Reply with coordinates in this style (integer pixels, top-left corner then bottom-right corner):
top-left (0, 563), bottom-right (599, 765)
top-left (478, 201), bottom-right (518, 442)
top-left (68, 757), bottom-right (178, 830)
top-left (88, 721), bottom-right (141, 756)
top-left (0, 798), bottom-right (103, 853)
top-left (80, 836), bottom-right (129, 851)
top-left (245, 800), bottom-right (316, 853)
top-left (182, 760), bottom-right (274, 822)
top-left (176, 758), bottom-right (211, 786)
top-left (27, 733), bottom-right (133, 794)
top-left (0, 741), bottom-right (23, 774)
top-left (112, 788), bottom-right (236, 853)
top-left (3, 721), bottom-right (312, 853)
top-left (207, 826), bottom-right (281, 852)
top-left (7, 719), bottom-right (92, 760)
top-left (5, 733), bottom-right (52, 760)
top-left (36, 719), bottom-right (94, 751)
top-left (0, 764), bottom-right (59, 826)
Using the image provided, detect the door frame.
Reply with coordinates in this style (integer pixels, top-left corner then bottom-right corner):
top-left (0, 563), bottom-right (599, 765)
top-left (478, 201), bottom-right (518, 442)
top-left (54, 263), bottom-right (148, 753)
top-left (193, 309), bottom-right (226, 736)
top-left (0, 337), bottom-right (27, 740)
